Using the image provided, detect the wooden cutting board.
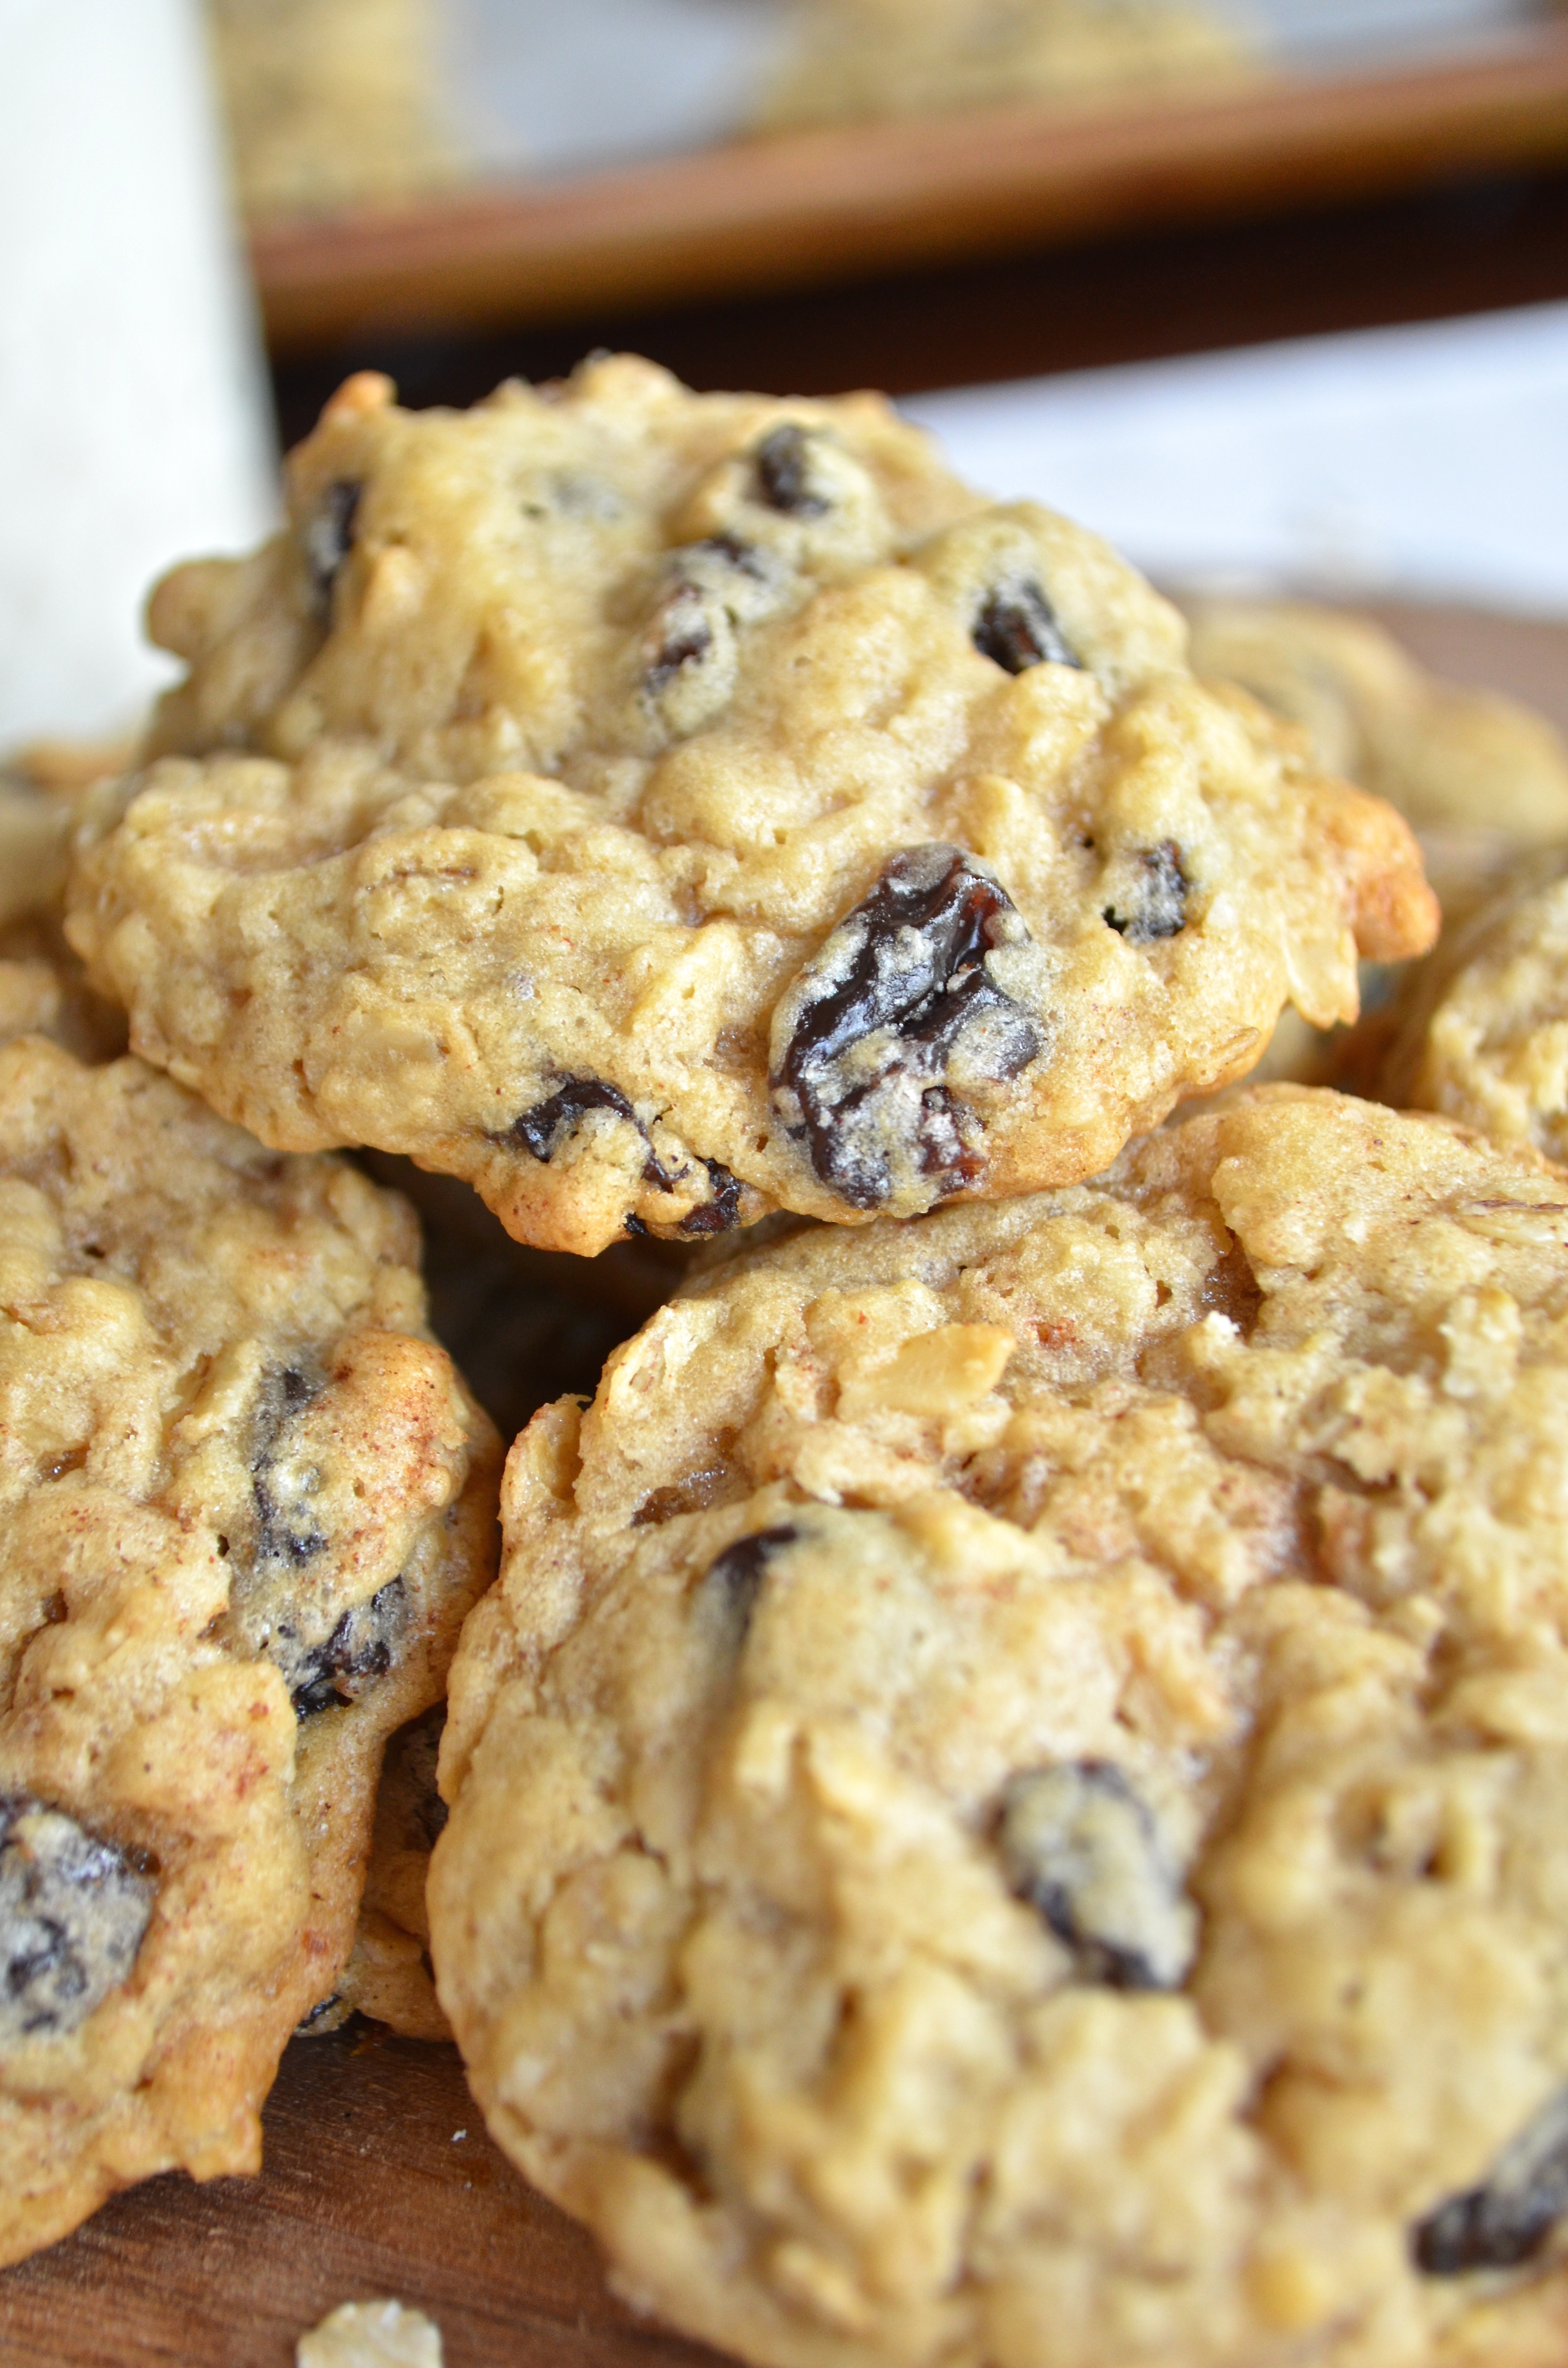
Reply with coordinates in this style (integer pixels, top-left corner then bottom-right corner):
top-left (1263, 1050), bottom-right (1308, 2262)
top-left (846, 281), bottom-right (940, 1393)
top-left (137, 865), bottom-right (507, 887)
top-left (2, 605), bottom-right (1565, 2368)
top-left (0, 2026), bottom-right (724, 2368)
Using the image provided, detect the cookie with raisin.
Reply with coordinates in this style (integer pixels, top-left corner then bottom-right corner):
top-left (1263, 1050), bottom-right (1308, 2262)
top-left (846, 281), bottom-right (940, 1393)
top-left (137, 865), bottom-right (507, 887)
top-left (432, 1085), bottom-right (1568, 2368)
top-left (69, 357), bottom-right (1435, 1254)
top-left (1378, 847), bottom-right (1568, 1161)
top-left (0, 1029), bottom-right (498, 2263)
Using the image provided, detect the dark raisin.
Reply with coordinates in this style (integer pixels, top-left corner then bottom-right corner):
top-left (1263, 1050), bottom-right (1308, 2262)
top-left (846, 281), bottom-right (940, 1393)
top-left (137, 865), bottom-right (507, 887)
top-left (1104, 842), bottom-right (1189, 944)
top-left (753, 424), bottom-right (828, 518)
top-left (1415, 2091), bottom-right (1568, 2276)
top-left (294, 1993), bottom-right (350, 2036)
top-left (634, 1455), bottom-right (739, 1526)
top-left (1200, 1241), bottom-right (1262, 1335)
top-left (282, 1578), bottom-right (408, 1720)
top-left (303, 480), bottom-right (361, 613)
top-left (700, 1526), bottom-right (799, 1645)
top-left (251, 1363), bottom-right (328, 1570)
top-left (640, 536), bottom-right (789, 721)
top-left (999, 1762), bottom-right (1196, 1992)
top-left (679, 1161), bottom-right (743, 1238)
top-left (515, 1079), bottom-right (631, 1160)
top-left (697, 532), bottom-right (774, 579)
top-left (512, 1078), bottom-right (683, 1193)
top-left (513, 1078), bottom-right (639, 1162)
top-left (771, 844), bottom-right (1041, 1209)
top-left (0, 1794), bottom-right (155, 2041)
top-left (644, 592), bottom-right (714, 696)
top-left (974, 578), bottom-right (1079, 674)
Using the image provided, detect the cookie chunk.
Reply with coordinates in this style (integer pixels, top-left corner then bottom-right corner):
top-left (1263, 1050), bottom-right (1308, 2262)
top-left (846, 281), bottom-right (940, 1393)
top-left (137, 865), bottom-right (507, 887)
top-left (0, 1034), bottom-right (498, 2264)
top-left (296, 2298), bottom-right (443, 2368)
top-left (751, 0), bottom-right (1253, 133)
top-left (206, 0), bottom-right (461, 222)
top-left (431, 1086), bottom-right (1568, 2368)
top-left (1380, 849), bottom-right (1568, 1162)
top-left (69, 358), bottom-right (1434, 1253)
top-left (1186, 600), bottom-right (1568, 925)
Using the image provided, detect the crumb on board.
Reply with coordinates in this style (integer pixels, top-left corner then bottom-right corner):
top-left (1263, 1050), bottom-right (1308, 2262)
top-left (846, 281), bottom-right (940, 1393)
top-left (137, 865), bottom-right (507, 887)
top-left (296, 2298), bottom-right (443, 2367)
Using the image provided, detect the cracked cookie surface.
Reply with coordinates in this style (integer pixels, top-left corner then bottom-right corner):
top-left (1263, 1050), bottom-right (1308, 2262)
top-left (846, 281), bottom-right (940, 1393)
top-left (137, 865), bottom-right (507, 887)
top-left (432, 1085), bottom-right (1568, 2368)
top-left (0, 1029), bottom-right (498, 2263)
top-left (68, 357), bottom-right (1434, 1254)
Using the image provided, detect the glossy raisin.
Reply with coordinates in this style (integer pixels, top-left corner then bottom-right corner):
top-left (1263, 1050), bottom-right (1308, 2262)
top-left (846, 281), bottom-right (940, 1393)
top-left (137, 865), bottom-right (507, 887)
top-left (642, 536), bottom-right (787, 715)
top-left (1104, 842), bottom-right (1188, 944)
top-left (294, 1993), bottom-right (349, 2035)
top-left (513, 1079), bottom-right (640, 1164)
top-left (512, 1079), bottom-right (679, 1190)
top-left (252, 1363), bottom-right (327, 1570)
top-left (284, 1577), bottom-right (408, 1721)
top-left (772, 844), bottom-right (1041, 1209)
top-left (679, 1161), bottom-right (743, 1237)
top-left (1415, 2091), bottom-right (1568, 2275)
top-left (753, 424), bottom-right (829, 518)
top-left (303, 480), bottom-right (360, 613)
top-left (644, 593), bottom-right (714, 696)
top-left (700, 1526), bottom-right (799, 1644)
top-left (0, 1794), bottom-right (155, 2041)
top-left (974, 578), bottom-right (1079, 674)
top-left (1000, 1761), bottom-right (1197, 1992)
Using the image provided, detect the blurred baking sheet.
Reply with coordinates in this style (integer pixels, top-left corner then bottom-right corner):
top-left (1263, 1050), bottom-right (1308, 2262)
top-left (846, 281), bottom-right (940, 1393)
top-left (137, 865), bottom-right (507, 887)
top-left (446, 0), bottom-right (1538, 181)
top-left (251, 12), bottom-right (1568, 350)
top-left (905, 297), bottom-right (1568, 614)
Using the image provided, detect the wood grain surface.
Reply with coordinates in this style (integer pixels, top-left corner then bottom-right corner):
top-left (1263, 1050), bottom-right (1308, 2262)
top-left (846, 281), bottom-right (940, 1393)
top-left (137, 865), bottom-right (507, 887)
top-left (253, 30), bottom-right (1568, 352)
top-left (1, 608), bottom-right (1563, 2368)
top-left (0, 2028), bottom-right (723, 2368)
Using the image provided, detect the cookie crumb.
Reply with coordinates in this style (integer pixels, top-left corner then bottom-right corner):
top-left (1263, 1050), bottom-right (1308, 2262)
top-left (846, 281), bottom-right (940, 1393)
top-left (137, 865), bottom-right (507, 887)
top-left (296, 2299), bottom-right (442, 2367)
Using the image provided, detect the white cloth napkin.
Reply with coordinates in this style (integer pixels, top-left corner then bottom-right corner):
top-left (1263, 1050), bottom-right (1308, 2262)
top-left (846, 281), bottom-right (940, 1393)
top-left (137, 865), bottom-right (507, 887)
top-left (0, 0), bottom-right (277, 748)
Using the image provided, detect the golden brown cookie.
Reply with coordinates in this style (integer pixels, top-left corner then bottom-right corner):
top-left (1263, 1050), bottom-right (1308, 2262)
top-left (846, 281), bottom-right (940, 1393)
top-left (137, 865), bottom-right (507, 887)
top-left (0, 1032), bottom-right (498, 2263)
top-left (69, 358), bottom-right (1434, 1254)
top-left (433, 1085), bottom-right (1568, 2368)
top-left (751, 0), bottom-right (1253, 132)
top-left (1186, 599), bottom-right (1568, 925)
top-left (205, 0), bottom-right (461, 222)
top-left (1380, 848), bottom-right (1568, 1161)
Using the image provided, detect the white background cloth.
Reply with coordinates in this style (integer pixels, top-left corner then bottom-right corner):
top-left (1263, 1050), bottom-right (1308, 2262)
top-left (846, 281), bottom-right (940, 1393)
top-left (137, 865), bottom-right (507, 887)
top-left (0, 0), bottom-right (276, 747)
top-left (904, 300), bottom-right (1568, 615)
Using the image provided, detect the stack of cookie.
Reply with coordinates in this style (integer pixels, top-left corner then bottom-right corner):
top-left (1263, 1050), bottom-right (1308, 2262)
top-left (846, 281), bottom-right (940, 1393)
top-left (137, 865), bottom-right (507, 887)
top-left (1, 771), bottom-right (502, 2255)
top-left (11, 352), bottom-right (1568, 2367)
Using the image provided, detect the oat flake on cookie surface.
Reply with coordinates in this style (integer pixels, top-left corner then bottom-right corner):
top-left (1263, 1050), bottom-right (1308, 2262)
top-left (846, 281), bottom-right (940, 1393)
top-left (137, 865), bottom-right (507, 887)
top-left (0, 1024), bottom-right (498, 2264)
top-left (431, 1085), bottom-right (1568, 2368)
top-left (67, 357), bottom-right (1434, 1254)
